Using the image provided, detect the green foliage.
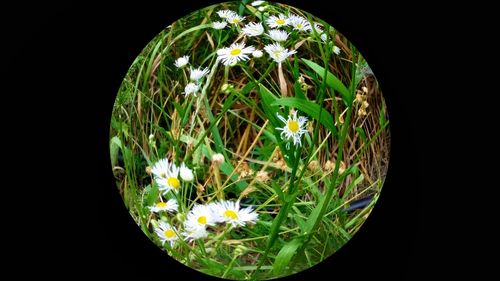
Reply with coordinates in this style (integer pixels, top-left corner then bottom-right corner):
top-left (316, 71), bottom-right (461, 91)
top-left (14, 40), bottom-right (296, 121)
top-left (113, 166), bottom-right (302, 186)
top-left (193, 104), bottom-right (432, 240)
top-left (302, 58), bottom-right (352, 105)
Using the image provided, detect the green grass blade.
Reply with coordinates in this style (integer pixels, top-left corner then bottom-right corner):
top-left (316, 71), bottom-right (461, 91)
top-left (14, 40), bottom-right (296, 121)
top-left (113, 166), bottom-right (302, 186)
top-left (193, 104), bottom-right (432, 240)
top-left (272, 238), bottom-right (303, 276)
top-left (271, 181), bottom-right (285, 202)
top-left (293, 213), bottom-right (307, 233)
top-left (341, 174), bottom-right (364, 201)
top-left (380, 103), bottom-right (387, 127)
top-left (301, 58), bottom-right (351, 105)
top-left (355, 127), bottom-right (368, 145)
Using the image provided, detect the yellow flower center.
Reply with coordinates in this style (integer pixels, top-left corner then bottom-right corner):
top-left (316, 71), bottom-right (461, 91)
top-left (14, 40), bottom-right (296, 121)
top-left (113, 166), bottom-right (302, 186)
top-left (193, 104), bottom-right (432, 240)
top-left (288, 120), bottom-right (300, 133)
top-left (224, 210), bottom-right (238, 219)
top-left (167, 177), bottom-right (180, 189)
top-left (197, 216), bottom-right (207, 225)
top-left (273, 50), bottom-right (282, 57)
top-left (276, 19), bottom-right (285, 25)
top-left (297, 23), bottom-right (302, 28)
top-left (232, 18), bottom-right (240, 23)
top-left (164, 229), bottom-right (176, 238)
top-left (230, 48), bottom-right (242, 56)
top-left (156, 202), bottom-right (167, 208)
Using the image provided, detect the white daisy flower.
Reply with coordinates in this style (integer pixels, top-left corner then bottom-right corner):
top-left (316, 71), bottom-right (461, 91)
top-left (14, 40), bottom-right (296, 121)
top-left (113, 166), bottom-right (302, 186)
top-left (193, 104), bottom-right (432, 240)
top-left (252, 50), bottom-right (263, 58)
top-left (333, 46), bottom-right (341, 55)
top-left (156, 163), bottom-right (181, 194)
top-left (264, 43), bottom-right (297, 64)
top-left (154, 221), bottom-right (178, 247)
top-left (226, 14), bottom-right (245, 25)
top-left (251, 0), bottom-right (265, 6)
top-left (212, 21), bottom-right (228, 30)
top-left (242, 22), bottom-right (264, 37)
top-left (151, 158), bottom-right (171, 179)
top-left (189, 66), bottom-right (209, 82)
top-left (184, 82), bottom-right (200, 97)
top-left (212, 200), bottom-right (258, 227)
top-left (217, 10), bottom-right (236, 19)
top-left (179, 162), bottom-right (194, 182)
top-left (149, 199), bottom-right (178, 213)
top-left (258, 6), bottom-right (267, 12)
top-left (217, 42), bottom-right (255, 66)
top-left (276, 111), bottom-right (309, 147)
top-left (174, 55), bottom-right (189, 68)
top-left (182, 226), bottom-right (209, 241)
top-left (185, 204), bottom-right (217, 230)
top-left (266, 14), bottom-right (289, 28)
top-left (267, 29), bottom-right (290, 42)
top-left (288, 14), bottom-right (312, 32)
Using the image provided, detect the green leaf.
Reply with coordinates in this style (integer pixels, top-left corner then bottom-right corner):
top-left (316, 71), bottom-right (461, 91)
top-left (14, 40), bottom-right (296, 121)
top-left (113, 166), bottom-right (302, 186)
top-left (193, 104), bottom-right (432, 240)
top-left (273, 238), bottom-right (303, 275)
top-left (240, 81), bottom-right (256, 96)
top-left (293, 214), bottom-right (307, 233)
top-left (109, 136), bottom-right (122, 167)
top-left (379, 104), bottom-right (387, 127)
top-left (356, 127), bottom-right (368, 145)
top-left (301, 58), bottom-right (352, 105)
top-left (143, 184), bottom-right (159, 209)
top-left (258, 84), bottom-right (279, 123)
top-left (293, 81), bottom-right (307, 100)
top-left (304, 194), bottom-right (327, 233)
top-left (172, 101), bottom-right (185, 118)
top-left (284, 189), bottom-right (300, 203)
top-left (271, 181), bottom-right (285, 202)
top-left (270, 97), bottom-right (337, 135)
top-left (258, 84), bottom-right (293, 166)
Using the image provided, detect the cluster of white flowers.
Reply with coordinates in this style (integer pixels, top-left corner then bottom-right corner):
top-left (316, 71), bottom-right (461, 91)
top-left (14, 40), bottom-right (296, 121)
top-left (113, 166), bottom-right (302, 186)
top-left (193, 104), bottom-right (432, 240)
top-left (153, 199), bottom-right (258, 246)
top-left (151, 158), bottom-right (194, 194)
top-left (182, 200), bottom-right (258, 241)
top-left (217, 9), bottom-right (245, 25)
top-left (173, 55), bottom-right (211, 97)
top-left (213, 9), bottom-right (338, 67)
top-left (149, 156), bottom-right (258, 247)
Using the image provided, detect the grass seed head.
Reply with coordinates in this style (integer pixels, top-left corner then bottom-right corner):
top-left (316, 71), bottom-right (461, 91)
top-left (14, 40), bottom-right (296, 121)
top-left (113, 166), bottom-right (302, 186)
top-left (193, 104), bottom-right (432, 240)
top-left (237, 162), bottom-right (254, 179)
top-left (241, 186), bottom-right (257, 198)
top-left (356, 93), bottom-right (365, 103)
top-left (308, 160), bottom-right (319, 171)
top-left (358, 108), bottom-right (367, 116)
top-left (276, 159), bottom-right (288, 171)
top-left (256, 170), bottom-right (270, 183)
top-left (324, 160), bottom-right (335, 171)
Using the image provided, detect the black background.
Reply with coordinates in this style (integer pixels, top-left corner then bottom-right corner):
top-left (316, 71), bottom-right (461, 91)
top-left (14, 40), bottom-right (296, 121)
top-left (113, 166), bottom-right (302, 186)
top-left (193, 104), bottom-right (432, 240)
top-left (3, 0), bottom-right (432, 279)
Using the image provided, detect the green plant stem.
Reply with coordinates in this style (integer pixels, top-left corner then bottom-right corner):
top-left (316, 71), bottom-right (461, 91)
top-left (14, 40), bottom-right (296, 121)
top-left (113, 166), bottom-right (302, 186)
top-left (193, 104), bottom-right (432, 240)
top-left (250, 147), bottom-right (301, 279)
top-left (222, 254), bottom-right (239, 278)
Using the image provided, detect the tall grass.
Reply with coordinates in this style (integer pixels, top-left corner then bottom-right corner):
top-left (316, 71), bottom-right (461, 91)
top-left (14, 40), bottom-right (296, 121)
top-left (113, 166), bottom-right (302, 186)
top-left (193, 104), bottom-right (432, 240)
top-left (110, 1), bottom-right (390, 279)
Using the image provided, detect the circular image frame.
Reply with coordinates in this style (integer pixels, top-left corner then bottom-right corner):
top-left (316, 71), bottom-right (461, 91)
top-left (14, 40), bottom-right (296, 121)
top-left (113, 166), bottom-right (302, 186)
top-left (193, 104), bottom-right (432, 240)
top-left (109, 1), bottom-right (390, 279)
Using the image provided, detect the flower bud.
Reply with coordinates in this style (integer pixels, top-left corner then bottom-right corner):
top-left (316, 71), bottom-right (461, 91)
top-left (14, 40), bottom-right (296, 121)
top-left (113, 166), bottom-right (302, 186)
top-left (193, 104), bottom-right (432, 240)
top-left (212, 153), bottom-right (225, 165)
